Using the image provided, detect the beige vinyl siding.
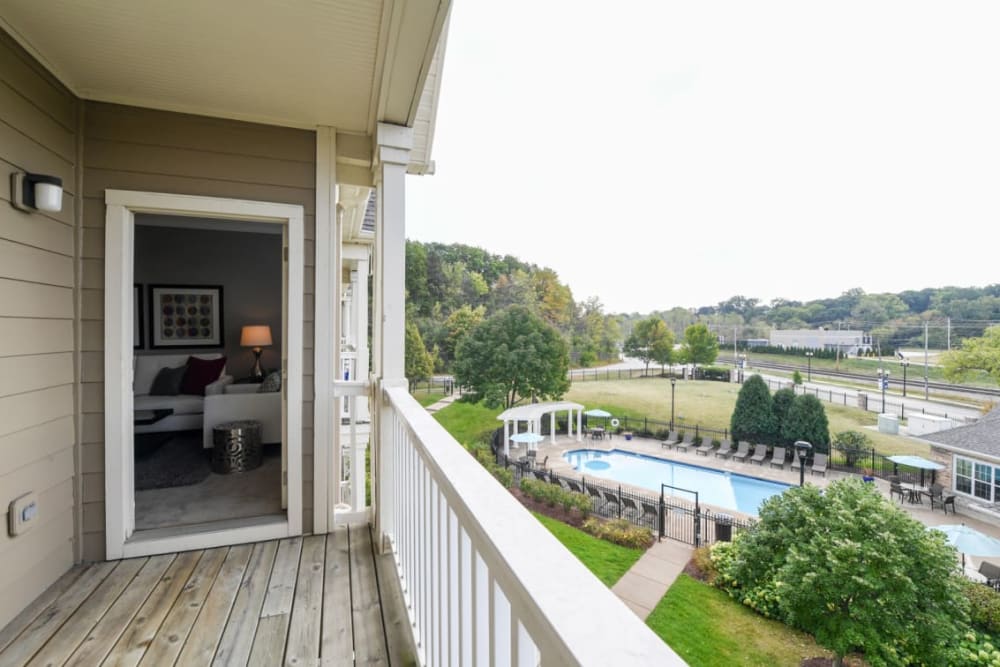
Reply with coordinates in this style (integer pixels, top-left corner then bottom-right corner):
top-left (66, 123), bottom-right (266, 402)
top-left (0, 31), bottom-right (79, 631)
top-left (81, 102), bottom-right (317, 560)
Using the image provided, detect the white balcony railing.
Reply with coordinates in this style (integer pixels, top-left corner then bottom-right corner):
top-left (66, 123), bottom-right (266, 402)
top-left (380, 385), bottom-right (686, 666)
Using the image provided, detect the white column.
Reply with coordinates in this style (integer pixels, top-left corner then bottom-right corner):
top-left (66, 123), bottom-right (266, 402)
top-left (354, 260), bottom-right (370, 422)
top-left (577, 410), bottom-right (582, 442)
top-left (374, 123), bottom-right (412, 549)
top-left (313, 126), bottom-right (338, 534)
top-left (550, 413), bottom-right (556, 444)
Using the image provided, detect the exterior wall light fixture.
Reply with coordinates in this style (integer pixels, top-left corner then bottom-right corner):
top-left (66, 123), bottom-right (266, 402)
top-left (10, 171), bottom-right (64, 213)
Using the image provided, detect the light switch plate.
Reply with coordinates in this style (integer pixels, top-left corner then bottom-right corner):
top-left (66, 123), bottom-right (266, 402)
top-left (9, 492), bottom-right (38, 537)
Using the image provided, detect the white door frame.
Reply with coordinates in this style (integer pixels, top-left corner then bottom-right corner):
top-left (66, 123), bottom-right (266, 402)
top-left (104, 189), bottom-right (304, 559)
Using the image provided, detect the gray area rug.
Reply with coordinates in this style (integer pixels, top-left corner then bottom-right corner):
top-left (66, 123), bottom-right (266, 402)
top-left (134, 433), bottom-right (211, 490)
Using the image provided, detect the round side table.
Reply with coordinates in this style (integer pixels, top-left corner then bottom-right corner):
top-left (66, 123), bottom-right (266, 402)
top-left (211, 420), bottom-right (263, 473)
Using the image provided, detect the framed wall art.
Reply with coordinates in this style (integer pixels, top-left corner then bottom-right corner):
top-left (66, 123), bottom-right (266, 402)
top-left (148, 284), bottom-right (225, 349)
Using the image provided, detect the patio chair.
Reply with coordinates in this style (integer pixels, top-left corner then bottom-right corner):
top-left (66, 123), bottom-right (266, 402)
top-left (731, 441), bottom-right (751, 463)
top-left (547, 473), bottom-right (563, 488)
top-left (922, 482), bottom-right (944, 504)
top-left (641, 501), bottom-right (659, 522)
top-left (768, 446), bottom-right (786, 469)
top-left (532, 469), bottom-right (548, 482)
top-left (889, 480), bottom-right (906, 503)
top-left (675, 433), bottom-right (695, 453)
top-left (714, 439), bottom-right (734, 459)
top-left (932, 494), bottom-right (955, 514)
top-left (566, 479), bottom-right (583, 493)
top-left (790, 450), bottom-right (803, 472)
top-left (585, 484), bottom-right (604, 507)
top-left (979, 561), bottom-right (1000, 586)
top-left (749, 444), bottom-right (768, 466)
top-left (695, 440), bottom-right (715, 457)
top-left (810, 453), bottom-right (828, 477)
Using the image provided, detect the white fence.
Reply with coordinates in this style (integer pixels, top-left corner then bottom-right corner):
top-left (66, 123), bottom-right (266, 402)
top-left (380, 385), bottom-right (686, 666)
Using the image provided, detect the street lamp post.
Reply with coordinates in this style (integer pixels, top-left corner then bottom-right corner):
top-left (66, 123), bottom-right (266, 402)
top-left (877, 368), bottom-right (890, 413)
top-left (805, 351), bottom-right (813, 381)
top-left (670, 377), bottom-right (676, 431)
top-left (900, 358), bottom-right (909, 397)
top-left (794, 440), bottom-right (813, 487)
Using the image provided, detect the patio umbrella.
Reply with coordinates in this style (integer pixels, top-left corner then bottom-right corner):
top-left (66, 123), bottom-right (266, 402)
top-left (934, 524), bottom-right (1000, 568)
top-left (887, 454), bottom-right (945, 485)
top-left (583, 408), bottom-right (612, 430)
top-left (510, 432), bottom-right (545, 450)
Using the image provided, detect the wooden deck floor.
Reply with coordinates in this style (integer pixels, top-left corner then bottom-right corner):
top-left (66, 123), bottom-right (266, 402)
top-left (0, 525), bottom-right (409, 666)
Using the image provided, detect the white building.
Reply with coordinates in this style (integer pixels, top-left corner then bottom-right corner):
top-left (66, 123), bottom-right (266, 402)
top-left (769, 329), bottom-right (873, 356)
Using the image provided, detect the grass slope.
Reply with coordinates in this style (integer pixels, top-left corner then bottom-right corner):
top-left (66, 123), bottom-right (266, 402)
top-left (647, 574), bottom-right (832, 666)
top-left (532, 513), bottom-right (642, 586)
top-left (431, 400), bottom-right (500, 446)
top-left (412, 389), bottom-right (445, 407)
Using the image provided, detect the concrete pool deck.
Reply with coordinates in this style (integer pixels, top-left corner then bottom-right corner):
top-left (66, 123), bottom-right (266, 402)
top-left (516, 433), bottom-right (1000, 618)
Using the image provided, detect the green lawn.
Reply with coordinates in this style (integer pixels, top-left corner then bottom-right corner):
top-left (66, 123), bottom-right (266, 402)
top-left (532, 513), bottom-right (642, 586)
top-left (431, 400), bottom-right (500, 446)
top-left (647, 575), bottom-right (833, 666)
top-left (566, 377), bottom-right (930, 456)
top-left (411, 389), bottom-right (445, 407)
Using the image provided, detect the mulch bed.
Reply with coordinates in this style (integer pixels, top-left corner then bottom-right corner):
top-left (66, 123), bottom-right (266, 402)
top-left (509, 487), bottom-right (586, 528)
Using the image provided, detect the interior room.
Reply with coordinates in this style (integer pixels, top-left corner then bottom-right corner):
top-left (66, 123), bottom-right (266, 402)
top-left (131, 215), bottom-right (285, 531)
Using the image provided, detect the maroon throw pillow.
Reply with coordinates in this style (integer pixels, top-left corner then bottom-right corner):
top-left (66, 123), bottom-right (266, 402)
top-left (180, 356), bottom-right (227, 395)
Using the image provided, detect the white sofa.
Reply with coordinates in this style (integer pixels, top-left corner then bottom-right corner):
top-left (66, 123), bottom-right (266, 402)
top-left (202, 383), bottom-right (282, 448)
top-left (133, 353), bottom-right (232, 435)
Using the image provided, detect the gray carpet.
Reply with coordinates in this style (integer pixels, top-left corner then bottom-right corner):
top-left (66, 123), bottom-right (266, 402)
top-left (135, 433), bottom-right (211, 490)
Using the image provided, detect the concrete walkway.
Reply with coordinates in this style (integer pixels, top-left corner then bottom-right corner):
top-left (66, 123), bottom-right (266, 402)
top-left (612, 538), bottom-right (694, 619)
top-left (425, 393), bottom-right (460, 413)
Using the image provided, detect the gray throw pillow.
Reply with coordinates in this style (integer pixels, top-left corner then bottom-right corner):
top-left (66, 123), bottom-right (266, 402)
top-left (149, 365), bottom-right (187, 396)
top-left (258, 371), bottom-right (282, 393)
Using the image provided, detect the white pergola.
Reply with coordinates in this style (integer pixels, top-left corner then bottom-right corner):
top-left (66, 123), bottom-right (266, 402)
top-left (496, 401), bottom-right (584, 457)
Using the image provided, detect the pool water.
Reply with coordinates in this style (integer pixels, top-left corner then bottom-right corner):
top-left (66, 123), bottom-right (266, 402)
top-left (563, 449), bottom-right (792, 515)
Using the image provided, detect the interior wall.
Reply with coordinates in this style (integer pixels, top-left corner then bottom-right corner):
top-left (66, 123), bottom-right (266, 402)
top-left (133, 222), bottom-right (283, 378)
top-left (0, 30), bottom-right (79, 632)
top-left (80, 101), bottom-right (317, 560)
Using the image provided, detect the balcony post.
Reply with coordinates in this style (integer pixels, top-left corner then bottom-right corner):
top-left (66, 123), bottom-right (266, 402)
top-left (372, 122), bottom-right (412, 550)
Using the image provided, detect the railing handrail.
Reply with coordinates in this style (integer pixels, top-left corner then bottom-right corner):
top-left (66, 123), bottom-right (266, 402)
top-left (383, 386), bottom-right (685, 666)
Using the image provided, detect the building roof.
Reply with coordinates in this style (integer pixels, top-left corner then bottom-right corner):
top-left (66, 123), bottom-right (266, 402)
top-left (922, 407), bottom-right (1000, 458)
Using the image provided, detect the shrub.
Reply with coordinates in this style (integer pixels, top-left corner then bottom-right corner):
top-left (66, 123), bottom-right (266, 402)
top-left (581, 517), bottom-right (654, 549)
top-left (692, 435), bottom-right (703, 446)
top-left (729, 374), bottom-right (776, 444)
top-left (791, 370), bottom-right (803, 385)
top-left (952, 630), bottom-right (1000, 666)
top-left (711, 438), bottom-right (721, 447)
top-left (520, 479), bottom-right (591, 515)
top-left (962, 579), bottom-right (1000, 634)
top-left (677, 430), bottom-right (686, 442)
top-left (469, 443), bottom-right (513, 488)
top-left (691, 545), bottom-right (719, 583)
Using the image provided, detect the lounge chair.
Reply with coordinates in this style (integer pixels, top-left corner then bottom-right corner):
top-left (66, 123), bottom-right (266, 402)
top-left (980, 561), bottom-right (1000, 586)
top-left (621, 496), bottom-right (641, 517)
top-left (731, 441), bottom-right (751, 463)
top-left (585, 484), bottom-right (603, 506)
top-left (602, 490), bottom-right (621, 514)
top-left (790, 451), bottom-right (802, 471)
top-left (641, 501), bottom-right (658, 522)
top-left (675, 433), bottom-right (695, 453)
top-left (566, 479), bottom-right (583, 493)
top-left (749, 444), bottom-right (768, 465)
top-left (532, 469), bottom-right (548, 482)
top-left (768, 446), bottom-right (786, 469)
top-left (661, 431), bottom-right (680, 449)
top-left (695, 441), bottom-right (715, 457)
top-left (810, 453), bottom-right (828, 477)
top-left (714, 440), bottom-right (734, 459)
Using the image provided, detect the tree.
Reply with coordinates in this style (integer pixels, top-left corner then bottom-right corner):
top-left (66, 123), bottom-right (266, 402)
top-left (770, 388), bottom-right (795, 445)
top-left (440, 304), bottom-right (485, 367)
top-left (713, 480), bottom-right (967, 665)
top-left (729, 374), bottom-right (776, 444)
top-left (680, 323), bottom-right (719, 365)
top-left (942, 325), bottom-right (1000, 385)
top-left (405, 321), bottom-right (433, 390)
top-left (623, 317), bottom-right (673, 374)
top-left (453, 305), bottom-right (570, 409)
top-left (780, 394), bottom-right (830, 451)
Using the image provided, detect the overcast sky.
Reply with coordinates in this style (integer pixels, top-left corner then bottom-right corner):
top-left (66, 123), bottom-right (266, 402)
top-left (405, 1), bottom-right (1000, 314)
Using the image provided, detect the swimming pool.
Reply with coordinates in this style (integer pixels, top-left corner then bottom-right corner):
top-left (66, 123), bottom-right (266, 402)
top-left (563, 449), bottom-right (791, 515)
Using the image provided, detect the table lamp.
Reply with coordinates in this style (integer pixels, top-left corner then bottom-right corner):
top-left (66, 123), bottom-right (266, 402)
top-left (240, 325), bottom-right (272, 381)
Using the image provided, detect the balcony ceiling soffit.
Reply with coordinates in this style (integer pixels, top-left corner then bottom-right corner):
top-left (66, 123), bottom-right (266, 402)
top-left (0, 0), bottom-right (446, 136)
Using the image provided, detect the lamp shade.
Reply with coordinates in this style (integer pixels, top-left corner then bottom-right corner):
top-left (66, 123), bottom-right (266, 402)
top-left (240, 325), bottom-right (273, 347)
